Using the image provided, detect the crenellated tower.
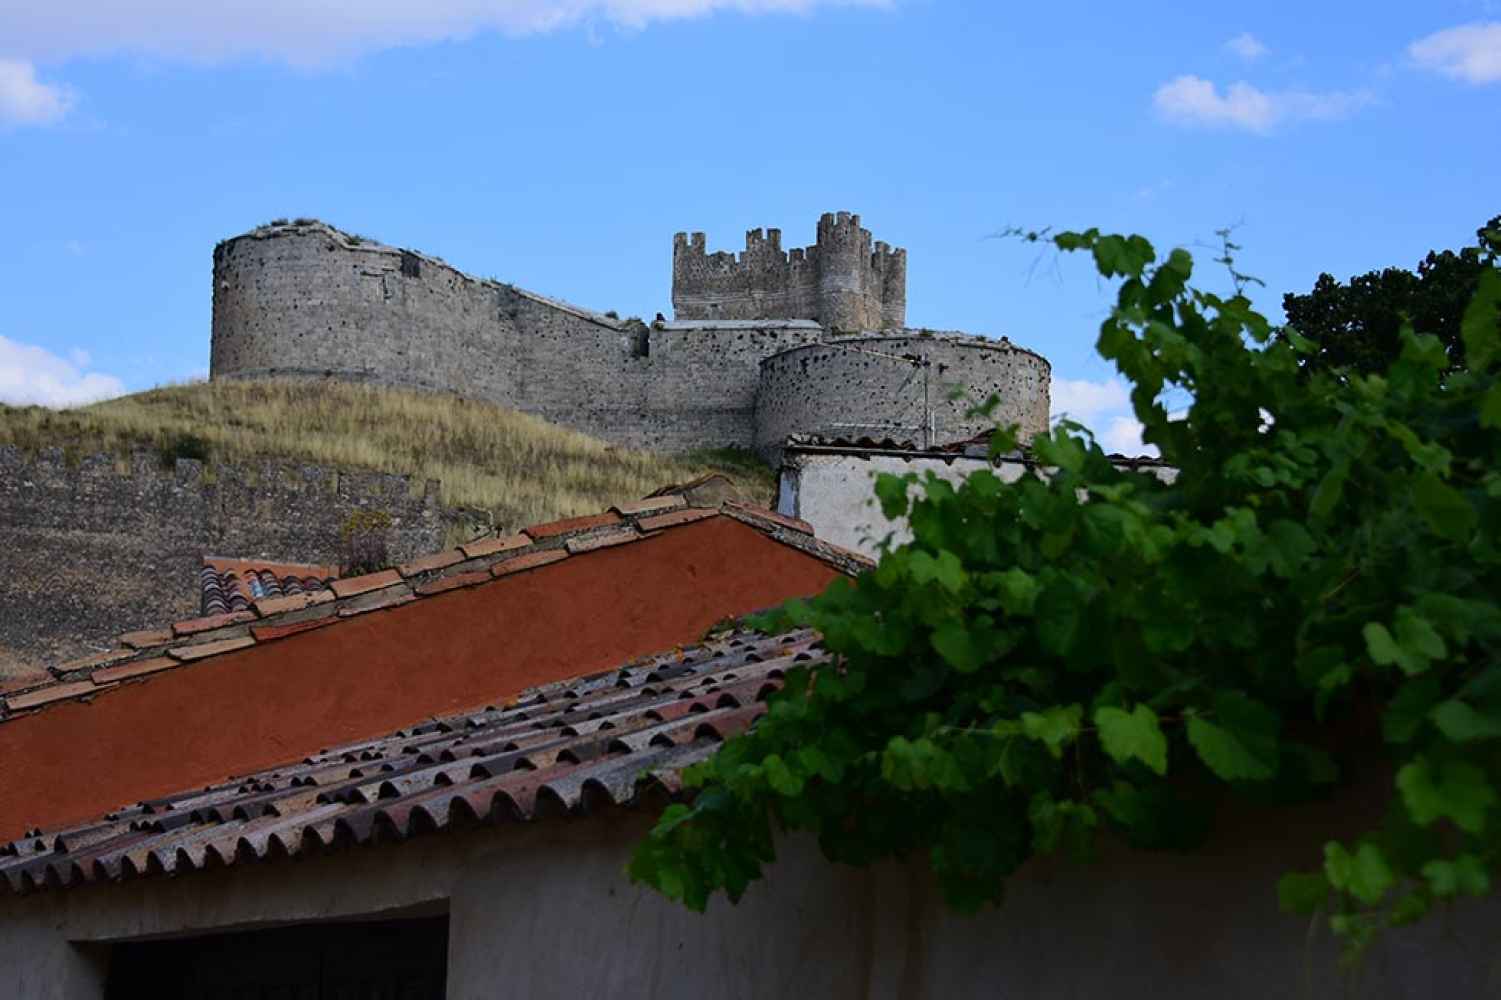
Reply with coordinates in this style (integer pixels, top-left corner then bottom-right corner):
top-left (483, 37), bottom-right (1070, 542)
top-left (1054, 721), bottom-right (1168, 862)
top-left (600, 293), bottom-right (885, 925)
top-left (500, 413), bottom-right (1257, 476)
top-left (672, 211), bottom-right (906, 330)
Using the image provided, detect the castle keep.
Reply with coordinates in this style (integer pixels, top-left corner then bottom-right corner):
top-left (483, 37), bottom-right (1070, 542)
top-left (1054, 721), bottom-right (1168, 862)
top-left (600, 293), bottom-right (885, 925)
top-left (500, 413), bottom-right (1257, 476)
top-left (211, 212), bottom-right (1050, 458)
top-left (672, 212), bottom-right (906, 330)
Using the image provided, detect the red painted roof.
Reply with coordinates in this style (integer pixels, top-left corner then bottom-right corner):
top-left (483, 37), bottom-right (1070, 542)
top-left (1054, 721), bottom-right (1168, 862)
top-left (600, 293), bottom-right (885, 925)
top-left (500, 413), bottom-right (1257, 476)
top-left (3, 497), bottom-right (869, 725)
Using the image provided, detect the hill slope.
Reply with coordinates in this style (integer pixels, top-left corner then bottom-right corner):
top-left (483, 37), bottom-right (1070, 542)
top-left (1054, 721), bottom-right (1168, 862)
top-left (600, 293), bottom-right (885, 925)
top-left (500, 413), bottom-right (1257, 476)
top-left (0, 380), bottom-right (775, 678)
top-left (0, 379), bottom-right (774, 529)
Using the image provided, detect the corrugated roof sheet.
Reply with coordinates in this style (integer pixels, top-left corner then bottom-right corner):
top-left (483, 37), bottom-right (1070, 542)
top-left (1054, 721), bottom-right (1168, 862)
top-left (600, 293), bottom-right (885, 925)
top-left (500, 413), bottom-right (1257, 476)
top-left (0, 627), bottom-right (830, 895)
top-left (2, 497), bottom-right (869, 725)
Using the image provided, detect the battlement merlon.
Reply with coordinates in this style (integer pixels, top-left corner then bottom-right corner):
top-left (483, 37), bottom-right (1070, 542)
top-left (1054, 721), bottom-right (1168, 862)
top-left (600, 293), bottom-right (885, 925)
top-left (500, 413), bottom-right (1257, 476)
top-left (672, 232), bottom-right (708, 256)
top-left (671, 211), bottom-right (907, 329)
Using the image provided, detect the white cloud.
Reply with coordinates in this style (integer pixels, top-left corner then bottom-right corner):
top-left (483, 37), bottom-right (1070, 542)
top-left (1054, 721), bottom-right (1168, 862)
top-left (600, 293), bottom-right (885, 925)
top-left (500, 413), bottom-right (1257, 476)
top-left (1225, 32), bottom-right (1268, 61)
top-left (1051, 376), bottom-right (1129, 425)
top-left (2, 0), bottom-right (886, 67)
top-left (1099, 415), bottom-right (1153, 456)
top-left (1153, 74), bottom-right (1371, 134)
top-left (1409, 22), bottom-right (1501, 84)
top-left (1050, 376), bottom-right (1170, 456)
top-left (0, 58), bottom-right (73, 126)
top-left (0, 337), bottom-right (126, 408)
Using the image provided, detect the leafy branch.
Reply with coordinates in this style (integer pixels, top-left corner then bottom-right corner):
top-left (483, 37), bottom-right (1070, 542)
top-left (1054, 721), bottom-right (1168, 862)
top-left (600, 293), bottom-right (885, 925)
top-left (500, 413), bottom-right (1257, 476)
top-left (629, 226), bottom-right (1501, 962)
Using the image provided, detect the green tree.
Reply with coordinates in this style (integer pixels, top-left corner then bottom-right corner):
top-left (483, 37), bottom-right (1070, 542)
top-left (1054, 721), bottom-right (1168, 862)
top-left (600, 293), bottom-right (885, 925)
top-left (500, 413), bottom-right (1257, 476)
top-left (630, 227), bottom-right (1501, 957)
top-left (1282, 215), bottom-right (1499, 374)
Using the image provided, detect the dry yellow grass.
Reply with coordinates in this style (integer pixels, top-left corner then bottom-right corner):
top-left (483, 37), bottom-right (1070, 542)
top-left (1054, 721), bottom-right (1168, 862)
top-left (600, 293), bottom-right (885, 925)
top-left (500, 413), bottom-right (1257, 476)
top-left (0, 380), bottom-right (774, 530)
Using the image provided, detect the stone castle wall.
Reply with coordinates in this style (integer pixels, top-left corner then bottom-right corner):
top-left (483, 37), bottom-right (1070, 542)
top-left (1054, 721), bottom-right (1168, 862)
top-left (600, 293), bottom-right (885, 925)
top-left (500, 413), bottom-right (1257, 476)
top-left (211, 226), bottom-right (832, 452)
top-left (754, 335), bottom-right (1051, 459)
top-left (0, 447), bottom-right (486, 672)
top-left (210, 218), bottom-right (1044, 458)
top-left (671, 212), bottom-right (905, 330)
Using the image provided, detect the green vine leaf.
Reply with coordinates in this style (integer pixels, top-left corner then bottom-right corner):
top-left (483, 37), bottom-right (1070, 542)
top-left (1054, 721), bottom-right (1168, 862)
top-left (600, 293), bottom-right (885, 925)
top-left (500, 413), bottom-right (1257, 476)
top-left (931, 621), bottom-right (986, 673)
top-left (1422, 855), bottom-right (1491, 899)
top-left (1364, 612), bottom-right (1447, 677)
top-left (1397, 757), bottom-right (1497, 833)
top-left (1186, 694), bottom-right (1279, 781)
top-left (1461, 267), bottom-right (1501, 370)
top-left (1383, 676), bottom-right (1444, 744)
top-left (1021, 705), bottom-right (1084, 758)
top-left (1412, 473), bottom-right (1477, 543)
top-left (627, 224), bottom-right (1501, 963)
top-left (1429, 700), bottom-right (1501, 743)
top-left (1094, 705), bottom-right (1168, 775)
top-left (1324, 842), bottom-right (1395, 906)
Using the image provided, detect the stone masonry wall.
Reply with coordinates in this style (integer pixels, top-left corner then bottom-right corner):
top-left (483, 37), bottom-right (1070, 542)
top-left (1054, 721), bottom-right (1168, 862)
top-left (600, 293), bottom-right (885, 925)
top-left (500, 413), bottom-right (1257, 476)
top-left (209, 224), bottom-right (838, 453)
top-left (210, 220), bottom-right (1042, 456)
top-left (754, 335), bottom-right (1052, 461)
top-left (0, 447), bottom-right (486, 672)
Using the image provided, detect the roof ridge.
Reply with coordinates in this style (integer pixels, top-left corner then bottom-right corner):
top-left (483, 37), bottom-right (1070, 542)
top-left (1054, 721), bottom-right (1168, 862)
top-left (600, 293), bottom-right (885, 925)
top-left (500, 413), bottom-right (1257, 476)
top-left (3, 496), bottom-right (869, 723)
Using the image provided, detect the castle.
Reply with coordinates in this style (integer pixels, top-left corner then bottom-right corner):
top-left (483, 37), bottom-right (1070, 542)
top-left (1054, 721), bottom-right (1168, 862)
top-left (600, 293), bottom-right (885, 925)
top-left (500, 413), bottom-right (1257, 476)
top-left (672, 212), bottom-right (906, 330)
top-left (211, 212), bottom-right (1050, 458)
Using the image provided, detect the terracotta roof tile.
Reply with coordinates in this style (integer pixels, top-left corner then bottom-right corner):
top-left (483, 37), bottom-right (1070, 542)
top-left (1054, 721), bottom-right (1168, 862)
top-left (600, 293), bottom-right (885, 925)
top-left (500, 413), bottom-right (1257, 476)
top-left (490, 548), bottom-right (569, 578)
top-left (329, 570), bottom-right (403, 599)
top-left (459, 534), bottom-right (532, 560)
top-left (523, 511), bottom-right (621, 539)
top-left (5, 681), bottom-right (103, 713)
top-left (335, 589), bottom-right (417, 618)
top-left (253, 590), bottom-right (335, 618)
top-left (200, 559), bottom-right (336, 616)
top-left (172, 611), bottom-right (256, 638)
top-left (413, 570), bottom-right (492, 597)
top-left (90, 658), bottom-right (177, 686)
top-left (1, 628), bottom-right (828, 895)
top-left (637, 507), bottom-right (718, 532)
top-left (0, 674), bottom-right (49, 697)
top-left (397, 548), bottom-right (466, 577)
top-left (612, 495), bottom-right (687, 516)
top-left (723, 501), bottom-right (813, 535)
top-left (55, 648), bottom-right (135, 673)
top-left (168, 636), bottom-right (257, 663)
top-left (257, 600), bottom-right (339, 630)
top-left (563, 527), bottom-right (641, 554)
top-left (119, 628), bottom-right (174, 650)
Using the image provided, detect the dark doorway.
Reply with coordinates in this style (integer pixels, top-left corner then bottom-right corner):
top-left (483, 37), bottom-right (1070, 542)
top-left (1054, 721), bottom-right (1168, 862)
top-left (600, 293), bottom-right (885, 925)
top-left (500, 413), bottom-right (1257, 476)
top-left (106, 913), bottom-right (448, 1000)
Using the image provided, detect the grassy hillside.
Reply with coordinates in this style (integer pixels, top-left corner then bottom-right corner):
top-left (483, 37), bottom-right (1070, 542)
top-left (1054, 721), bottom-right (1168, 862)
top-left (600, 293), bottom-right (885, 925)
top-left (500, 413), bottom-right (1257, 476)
top-left (0, 380), bottom-right (775, 530)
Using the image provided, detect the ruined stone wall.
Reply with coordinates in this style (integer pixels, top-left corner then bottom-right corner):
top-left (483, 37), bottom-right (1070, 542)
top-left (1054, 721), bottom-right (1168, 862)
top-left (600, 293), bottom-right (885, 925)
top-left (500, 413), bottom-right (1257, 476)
top-left (671, 212), bottom-right (906, 330)
top-left (754, 335), bottom-right (1052, 461)
top-left (0, 447), bottom-right (486, 672)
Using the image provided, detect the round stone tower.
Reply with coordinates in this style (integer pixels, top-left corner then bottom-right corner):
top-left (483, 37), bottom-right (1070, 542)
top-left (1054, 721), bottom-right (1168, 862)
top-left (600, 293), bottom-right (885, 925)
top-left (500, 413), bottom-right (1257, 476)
top-left (814, 211), bottom-right (873, 331)
top-left (753, 334), bottom-right (1051, 461)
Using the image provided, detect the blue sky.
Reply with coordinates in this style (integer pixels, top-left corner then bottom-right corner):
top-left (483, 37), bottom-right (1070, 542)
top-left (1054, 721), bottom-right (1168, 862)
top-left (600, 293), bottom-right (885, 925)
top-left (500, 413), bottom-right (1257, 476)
top-left (1, 1), bottom-right (1497, 451)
